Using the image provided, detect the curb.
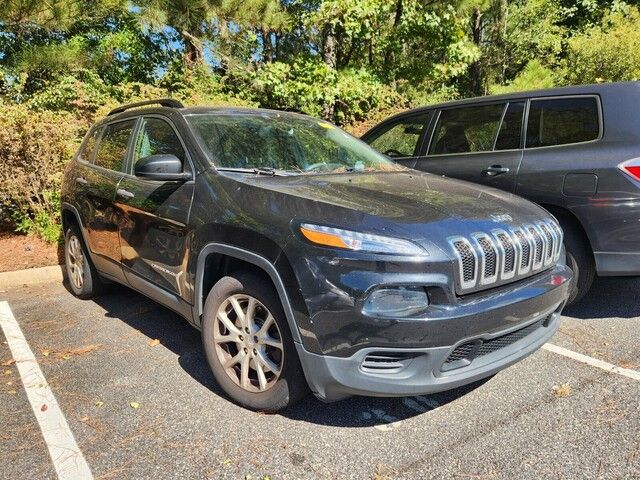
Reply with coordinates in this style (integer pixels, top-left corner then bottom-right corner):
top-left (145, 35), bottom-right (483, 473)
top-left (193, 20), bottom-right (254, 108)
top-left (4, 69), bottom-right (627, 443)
top-left (0, 265), bottom-right (65, 289)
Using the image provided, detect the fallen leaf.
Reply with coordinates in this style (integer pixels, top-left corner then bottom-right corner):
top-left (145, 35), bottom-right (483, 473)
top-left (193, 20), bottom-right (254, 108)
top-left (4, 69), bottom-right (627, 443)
top-left (94, 401), bottom-right (104, 408)
top-left (41, 404), bottom-right (48, 412)
top-left (148, 339), bottom-right (161, 347)
top-left (130, 402), bottom-right (140, 409)
top-left (552, 383), bottom-right (572, 398)
top-left (80, 416), bottom-right (89, 422)
top-left (44, 344), bottom-right (102, 360)
top-left (1, 359), bottom-right (15, 366)
top-left (3, 369), bottom-right (11, 376)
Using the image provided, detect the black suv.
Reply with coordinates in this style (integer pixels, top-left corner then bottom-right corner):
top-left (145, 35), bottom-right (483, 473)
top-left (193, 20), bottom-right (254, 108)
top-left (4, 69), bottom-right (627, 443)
top-left (363, 81), bottom-right (640, 305)
top-left (61, 99), bottom-right (571, 411)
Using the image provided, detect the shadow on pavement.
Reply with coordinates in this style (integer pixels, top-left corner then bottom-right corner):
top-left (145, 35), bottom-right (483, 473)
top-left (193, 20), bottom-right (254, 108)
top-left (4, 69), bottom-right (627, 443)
top-left (563, 276), bottom-right (640, 320)
top-left (89, 283), bottom-right (487, 427)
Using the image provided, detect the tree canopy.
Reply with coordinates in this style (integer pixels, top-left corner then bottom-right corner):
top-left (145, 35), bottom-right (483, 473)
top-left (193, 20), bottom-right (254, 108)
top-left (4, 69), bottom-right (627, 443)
top-left (1, 0), bottom-right (640, 124)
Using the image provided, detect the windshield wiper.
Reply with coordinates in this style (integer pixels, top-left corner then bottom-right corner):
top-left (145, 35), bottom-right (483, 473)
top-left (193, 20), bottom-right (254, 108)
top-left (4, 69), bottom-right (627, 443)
top-left (216, 167), bottom-right (291, 176)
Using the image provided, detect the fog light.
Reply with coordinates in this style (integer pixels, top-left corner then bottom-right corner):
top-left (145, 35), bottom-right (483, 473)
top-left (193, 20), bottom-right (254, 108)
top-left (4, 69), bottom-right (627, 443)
top-left (362, 286), bottom-right (429, 318)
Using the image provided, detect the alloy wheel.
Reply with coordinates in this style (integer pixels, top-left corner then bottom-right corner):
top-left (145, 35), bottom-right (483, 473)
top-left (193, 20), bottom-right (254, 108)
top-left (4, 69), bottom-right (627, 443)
top-left (66, 235), bottom-right (85, 290)
top-left (213, 294), bottom-right (284, 392)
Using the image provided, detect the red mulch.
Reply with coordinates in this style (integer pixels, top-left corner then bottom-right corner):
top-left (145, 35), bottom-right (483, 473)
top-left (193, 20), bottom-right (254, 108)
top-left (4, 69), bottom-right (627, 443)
top-left (0, 233), bottom-right (62, 272)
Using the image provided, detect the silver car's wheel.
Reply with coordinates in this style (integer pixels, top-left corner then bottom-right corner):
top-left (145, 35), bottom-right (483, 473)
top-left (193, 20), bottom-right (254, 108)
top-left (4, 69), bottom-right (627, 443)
top-left (66, 234), bottom-right (85, 290)
top-left (213, 294), bottom-right (284, 392)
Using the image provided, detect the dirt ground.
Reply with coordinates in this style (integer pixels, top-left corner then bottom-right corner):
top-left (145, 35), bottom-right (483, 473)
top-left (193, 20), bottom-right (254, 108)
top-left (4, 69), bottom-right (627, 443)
top-left (0, 233), bottom-right (61, 272)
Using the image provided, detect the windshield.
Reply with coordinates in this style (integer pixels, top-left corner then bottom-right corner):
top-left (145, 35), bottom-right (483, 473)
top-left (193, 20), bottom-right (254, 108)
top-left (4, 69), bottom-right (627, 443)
top-left (186, 112), bottom-right (404, 174)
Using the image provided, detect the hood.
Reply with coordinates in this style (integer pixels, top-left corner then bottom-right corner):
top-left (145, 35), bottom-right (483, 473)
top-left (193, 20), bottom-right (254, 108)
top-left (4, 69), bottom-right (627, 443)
top-left (234, 170), bottom-right (551, 238)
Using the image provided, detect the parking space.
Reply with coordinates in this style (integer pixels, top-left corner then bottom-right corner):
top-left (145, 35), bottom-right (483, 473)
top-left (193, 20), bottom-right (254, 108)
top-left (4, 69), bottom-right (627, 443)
top-left (1, 278), bottom-right (639, 479)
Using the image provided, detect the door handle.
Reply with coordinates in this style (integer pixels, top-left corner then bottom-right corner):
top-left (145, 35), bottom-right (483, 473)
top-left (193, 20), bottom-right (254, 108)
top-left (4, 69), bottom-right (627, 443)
top-left (482, 165), bottom-right (510, 177)
top-left (75, 176), bottom-right (88, 185)
top-left (116, 188), bottom-right (135, 199)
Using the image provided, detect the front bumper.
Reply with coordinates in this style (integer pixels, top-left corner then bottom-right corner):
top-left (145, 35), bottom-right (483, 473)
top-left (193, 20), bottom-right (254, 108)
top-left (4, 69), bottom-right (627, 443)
top-left (295, 265), bottom-right (570, 402)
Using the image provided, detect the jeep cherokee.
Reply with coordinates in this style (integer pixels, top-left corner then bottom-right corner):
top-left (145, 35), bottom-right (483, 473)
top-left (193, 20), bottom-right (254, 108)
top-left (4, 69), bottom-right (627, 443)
top-left (61, 99), bottom-right (572, 411)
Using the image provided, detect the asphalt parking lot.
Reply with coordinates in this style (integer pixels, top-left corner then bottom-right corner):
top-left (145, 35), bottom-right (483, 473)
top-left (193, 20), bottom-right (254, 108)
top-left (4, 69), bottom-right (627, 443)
top-left (1, 277), bottom-right (639, 479)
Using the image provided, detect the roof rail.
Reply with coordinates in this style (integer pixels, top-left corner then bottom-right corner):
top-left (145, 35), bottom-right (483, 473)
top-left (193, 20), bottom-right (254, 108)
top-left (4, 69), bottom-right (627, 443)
top-left (107, 98), bottom-right (184, 116)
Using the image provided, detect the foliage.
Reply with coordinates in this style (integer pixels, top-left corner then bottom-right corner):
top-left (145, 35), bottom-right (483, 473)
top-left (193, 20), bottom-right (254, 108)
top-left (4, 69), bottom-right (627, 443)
top-left (490, 60), bottom-right (556, 94)
top-left (0, 105), bottom-right (83, 241)
top-left (560, 10), bottom-right (640, 84)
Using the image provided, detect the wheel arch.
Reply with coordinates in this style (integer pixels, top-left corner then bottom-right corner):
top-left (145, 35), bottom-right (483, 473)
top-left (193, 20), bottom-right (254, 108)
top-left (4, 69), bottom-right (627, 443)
top-left (193, 243), bottom-right (304, 345)
top-left (539, 203), bottom-right (595, 255)
top-left (61, 203), bottom-right (93, 255)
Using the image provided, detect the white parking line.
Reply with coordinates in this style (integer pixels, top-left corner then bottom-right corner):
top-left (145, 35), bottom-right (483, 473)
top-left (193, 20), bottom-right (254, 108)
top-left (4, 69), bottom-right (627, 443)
top-left (543, 343), bottom-right (640, 382)
top-left (0, 301), bottom-right (93, 480)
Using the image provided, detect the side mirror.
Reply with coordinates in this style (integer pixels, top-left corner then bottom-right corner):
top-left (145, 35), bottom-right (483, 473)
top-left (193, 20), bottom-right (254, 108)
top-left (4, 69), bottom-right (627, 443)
top-left (134, 154), bottom-right (191, 181)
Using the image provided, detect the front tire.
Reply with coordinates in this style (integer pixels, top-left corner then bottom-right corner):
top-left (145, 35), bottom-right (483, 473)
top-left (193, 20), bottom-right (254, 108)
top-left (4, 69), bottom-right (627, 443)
top-left (201, 272), bottom-right (309, 411)
top-left (64, 226), bottom-right (103, 299)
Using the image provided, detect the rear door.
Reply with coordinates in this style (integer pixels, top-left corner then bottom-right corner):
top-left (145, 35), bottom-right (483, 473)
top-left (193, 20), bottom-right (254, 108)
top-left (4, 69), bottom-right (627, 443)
top-left (412, 101), bottom-right (525, 193)
top-left (517, 96), bottom-right (602, 204)
top-left (115, 115), bottom-right (195, 301)
top-left (82, 118), bottom-right (137, 278)
top-left (362, 112), bottom-right (433, 168)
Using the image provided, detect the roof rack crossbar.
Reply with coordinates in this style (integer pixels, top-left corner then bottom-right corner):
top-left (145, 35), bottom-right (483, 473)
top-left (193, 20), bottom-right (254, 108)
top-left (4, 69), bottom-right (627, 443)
top-left (107, 98), bottom-right (184, 116)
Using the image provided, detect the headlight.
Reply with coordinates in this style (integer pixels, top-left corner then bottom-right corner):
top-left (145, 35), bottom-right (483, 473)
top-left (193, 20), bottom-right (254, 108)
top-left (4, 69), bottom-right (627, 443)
top-left (299, 223), bottom-right (427, 256)
top-left (362, 286), bottom-right (430, 318)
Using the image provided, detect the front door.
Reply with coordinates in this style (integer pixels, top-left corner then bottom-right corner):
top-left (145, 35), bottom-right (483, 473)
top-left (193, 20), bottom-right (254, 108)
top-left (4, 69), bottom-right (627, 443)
top-left (83, 118), bottom-right (137, 278)
top-left (413, 101), bottom-right (525, 193)
top-left (115, 116), bottom-right (195, 300)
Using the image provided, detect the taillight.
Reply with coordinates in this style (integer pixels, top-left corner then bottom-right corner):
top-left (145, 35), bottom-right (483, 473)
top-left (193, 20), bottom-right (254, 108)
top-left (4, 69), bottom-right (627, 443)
top-left (618, 159), bottom-right (640, 181)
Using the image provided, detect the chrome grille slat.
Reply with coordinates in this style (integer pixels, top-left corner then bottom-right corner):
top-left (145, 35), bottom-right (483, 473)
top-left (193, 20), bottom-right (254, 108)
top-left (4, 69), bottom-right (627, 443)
top-left (450, 220), bottom-right (562, 293)
top-left (474, 234), bottom-right (498, 284)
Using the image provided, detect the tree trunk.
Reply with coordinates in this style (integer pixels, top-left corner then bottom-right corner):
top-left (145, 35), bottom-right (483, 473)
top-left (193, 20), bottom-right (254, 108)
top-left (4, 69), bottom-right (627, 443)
top-left (383, 0), bottom-right (403, 73)
top-left (468, 6), bottom-right (484, 96)
top-left (182, 30), bottom-right (203, 67)
top-left (322, 24), bottom-right (337, 119)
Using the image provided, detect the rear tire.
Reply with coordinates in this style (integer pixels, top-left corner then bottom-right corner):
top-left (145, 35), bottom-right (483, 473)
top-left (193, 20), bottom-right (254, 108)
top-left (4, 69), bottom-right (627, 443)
top-left (201, 271), bottom-right (309, 411)
top-left (559, 219), bottom-right (595, 306)
top-left (64, 226), bottom-right (103, 299)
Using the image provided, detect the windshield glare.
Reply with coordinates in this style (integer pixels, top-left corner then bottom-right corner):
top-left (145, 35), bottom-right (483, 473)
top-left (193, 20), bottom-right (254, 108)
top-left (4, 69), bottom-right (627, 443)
top-left (186, 112), bottom-right (403, 174)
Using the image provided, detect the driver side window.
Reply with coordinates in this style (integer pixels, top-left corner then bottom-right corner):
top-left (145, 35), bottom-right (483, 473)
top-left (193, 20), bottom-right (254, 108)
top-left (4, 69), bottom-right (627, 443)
top-left (367, 114), bottom-right (431, 158)
top-left (132, 117), bottom-right (186, 174)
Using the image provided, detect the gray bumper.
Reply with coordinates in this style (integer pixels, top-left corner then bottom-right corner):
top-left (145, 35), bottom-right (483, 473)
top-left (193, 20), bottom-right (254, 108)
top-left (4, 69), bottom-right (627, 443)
top-left (296, 307), bottom-right (561, 402)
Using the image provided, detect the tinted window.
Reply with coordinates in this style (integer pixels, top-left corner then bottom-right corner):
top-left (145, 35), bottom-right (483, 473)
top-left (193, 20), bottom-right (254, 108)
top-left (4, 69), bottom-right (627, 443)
top-left (495, 102), bottom-right (525, 150)
top-left (429, 103), bottom-right (506, 154)
top-left (78, 127), bottom-right (102, 163)
top-left (367, 114), bottom-right (430, 157)
top-left (132, 118), bottom-right (186, 173)
top-left (94, 120), bottom-right (135, 171)
top-left (526, 97), bottom-right (600, 148)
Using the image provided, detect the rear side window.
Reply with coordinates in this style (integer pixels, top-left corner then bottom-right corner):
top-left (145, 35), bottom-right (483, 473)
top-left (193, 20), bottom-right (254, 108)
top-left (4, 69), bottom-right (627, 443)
top-left (367, 114), bottom-right (431, 158)
top-left (94, 120), bottom-right (136, 171)
top-left (132, 117), bottom-right (186, 173)
top-left (526, 97), bottom-right (600, 148)
top-left (495, 102), bottom-right (525, 150)
top-left (429, 103), bottom-right (506, 155)
top-left (77, 127), bottom-right (102, 163)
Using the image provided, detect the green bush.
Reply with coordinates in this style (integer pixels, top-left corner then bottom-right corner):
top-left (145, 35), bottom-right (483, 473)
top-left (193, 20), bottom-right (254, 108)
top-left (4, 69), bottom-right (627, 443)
top-left (0, 104), bottom-right (83, 242)
top-left (490, 60), bottom-right (556, 95)
top-left (561, 10), bottom-right (640, 85)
